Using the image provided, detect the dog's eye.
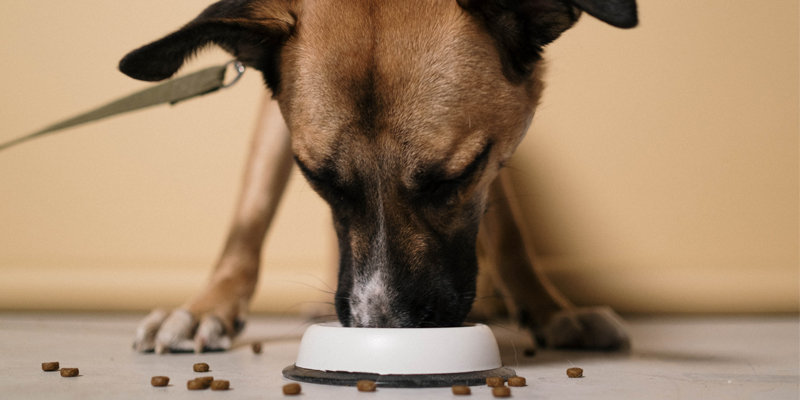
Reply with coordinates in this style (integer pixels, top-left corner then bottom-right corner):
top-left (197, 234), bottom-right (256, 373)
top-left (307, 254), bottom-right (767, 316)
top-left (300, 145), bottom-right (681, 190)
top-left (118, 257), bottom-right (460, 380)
top-left (419, 177), bottom-right (466, 204)
top-left (415, 142), bottom-right (494, 205)
top-left (305, 174), bottom-right (358, 206)
top-left (296, 157), bottom-right (331, 187)
top-left (294, 157), bottom-right (332, 185)
top-left (294, 157), bottom-right (361, 205)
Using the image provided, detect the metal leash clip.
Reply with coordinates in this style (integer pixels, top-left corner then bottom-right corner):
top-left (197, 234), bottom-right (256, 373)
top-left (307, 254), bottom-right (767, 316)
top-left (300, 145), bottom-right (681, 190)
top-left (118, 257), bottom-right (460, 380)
top-left (222, 60), bottom-right (246, 88)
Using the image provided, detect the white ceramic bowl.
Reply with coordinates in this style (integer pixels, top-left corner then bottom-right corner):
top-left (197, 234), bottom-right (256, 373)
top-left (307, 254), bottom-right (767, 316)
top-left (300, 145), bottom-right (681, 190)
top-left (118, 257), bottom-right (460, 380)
top-left (294, 323), bottom-right (503, 375)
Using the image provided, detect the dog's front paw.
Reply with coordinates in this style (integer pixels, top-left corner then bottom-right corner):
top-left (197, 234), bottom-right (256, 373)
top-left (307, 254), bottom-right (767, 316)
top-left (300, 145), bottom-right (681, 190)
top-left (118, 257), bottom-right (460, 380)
top-left (538, 306), bottom-right (630, 351)
top-left (133, 309), bottom-right (240, 354)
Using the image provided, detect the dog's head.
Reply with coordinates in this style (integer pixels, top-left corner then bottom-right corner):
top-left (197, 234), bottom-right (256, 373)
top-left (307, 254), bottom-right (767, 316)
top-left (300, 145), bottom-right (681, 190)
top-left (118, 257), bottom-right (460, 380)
top-left (121, 0), bottom-right (637, 328)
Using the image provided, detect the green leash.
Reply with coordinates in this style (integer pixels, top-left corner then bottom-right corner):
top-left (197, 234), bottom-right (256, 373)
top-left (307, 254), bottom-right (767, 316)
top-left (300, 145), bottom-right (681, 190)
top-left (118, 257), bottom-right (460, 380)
top-left (0, 60), bottom-right (245, 152)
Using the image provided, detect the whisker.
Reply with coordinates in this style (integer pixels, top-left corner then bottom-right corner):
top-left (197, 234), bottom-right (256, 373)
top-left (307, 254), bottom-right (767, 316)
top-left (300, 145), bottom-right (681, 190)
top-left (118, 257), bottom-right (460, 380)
top-left (271, 279), bottom-right (336, 295)
top-left (274, 300), bottom-right (336, 314)
top-left (304, 314), bottom-right (339, 324)
top-left (510, 336), bottom-right (520, 367)
top-left (291, 272), bottom-right (336, 293)
top-left (472, 294), bottom-right (511, 301)
top-left (478, 321), bottom-right (529, 337)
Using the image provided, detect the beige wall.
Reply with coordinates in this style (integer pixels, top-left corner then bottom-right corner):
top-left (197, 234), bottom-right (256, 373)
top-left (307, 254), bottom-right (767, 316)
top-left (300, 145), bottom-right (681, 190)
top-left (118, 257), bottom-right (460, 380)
top-left (0, 0), bottom-right (796, 314)
top-left (510, 0), bottom-right (799, 313)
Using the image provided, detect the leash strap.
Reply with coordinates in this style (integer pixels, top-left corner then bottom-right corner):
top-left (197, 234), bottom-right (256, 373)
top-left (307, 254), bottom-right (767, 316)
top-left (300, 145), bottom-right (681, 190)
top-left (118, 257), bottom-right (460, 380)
top-left (0, 61), bottom-right (245, 152)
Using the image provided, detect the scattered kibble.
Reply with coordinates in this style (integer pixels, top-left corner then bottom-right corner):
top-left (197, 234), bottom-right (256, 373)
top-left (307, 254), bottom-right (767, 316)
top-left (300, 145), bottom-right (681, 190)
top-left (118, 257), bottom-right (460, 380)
top-left (41, 362), bottom-right (59, 371)
top-left (567, 367), bottom-right (583, 378)
top-left (151, 376), bottom-right (170, 387)
top-left (486, 376), bottom-right (504, 387)
top-left (196, 376), bottom-right (214, 387)
top-left (210, 380), bottom-right (230, 390)
top-left (452, 385), bottom-right (471, 395)
top-left (357, 380), bottom-right (377, 392)
top-left (283, 383), bottom-right (302, 395)
top-left (252, 342), bottom-right (262, 354)
top-left (492, 386), bottom-right (511, 397)
top-left (187, 379), bottom-right (206, 390)
top-left (508, 376), bottom-right (526, 387)
top-left (193, 363), bottom-right (210, 372)
top-left (60, 368), bottom-right (79, 377)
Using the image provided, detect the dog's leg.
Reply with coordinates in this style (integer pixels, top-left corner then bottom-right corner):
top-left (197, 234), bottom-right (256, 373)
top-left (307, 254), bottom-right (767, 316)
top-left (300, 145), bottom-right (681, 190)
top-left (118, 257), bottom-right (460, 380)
top-left (133, 94), bottom-right (294, 353)
top-left (479, 169), bottom-right (630, 350)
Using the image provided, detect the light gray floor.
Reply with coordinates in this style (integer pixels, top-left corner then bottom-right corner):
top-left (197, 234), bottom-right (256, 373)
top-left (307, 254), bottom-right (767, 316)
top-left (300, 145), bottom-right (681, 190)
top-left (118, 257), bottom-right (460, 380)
top-left (0, 313), bottom-right (797, 399)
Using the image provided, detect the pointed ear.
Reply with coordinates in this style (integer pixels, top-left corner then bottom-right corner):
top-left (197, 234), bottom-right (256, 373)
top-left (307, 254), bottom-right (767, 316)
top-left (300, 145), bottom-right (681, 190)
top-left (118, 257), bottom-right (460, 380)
top-left (571, 0), bottom-right (637, 29)
top-left (119, 0), bottom-right (296, 88)
top-left (458, 0), bottom-right (637, 81)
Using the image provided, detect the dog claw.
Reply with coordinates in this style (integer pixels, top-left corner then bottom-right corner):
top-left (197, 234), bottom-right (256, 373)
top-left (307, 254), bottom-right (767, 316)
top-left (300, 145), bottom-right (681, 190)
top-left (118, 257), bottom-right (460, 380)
top-left (134, 340), bottom-right (155, 353)
top-left (155, 339), bottom-right (194, 354)
top-left (193, 338), bottom-right (205, 354)
top-left (133, 309), bottom-right (169, 353)
top-left (194, 315), bottom-right (231, 353)
top-left (152, 309), bottom-right (198, 354)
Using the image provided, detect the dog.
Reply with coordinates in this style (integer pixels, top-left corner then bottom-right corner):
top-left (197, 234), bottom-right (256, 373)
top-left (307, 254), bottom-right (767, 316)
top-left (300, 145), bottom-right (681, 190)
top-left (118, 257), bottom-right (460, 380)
top-left (121, 0), bottom-right (637, 354)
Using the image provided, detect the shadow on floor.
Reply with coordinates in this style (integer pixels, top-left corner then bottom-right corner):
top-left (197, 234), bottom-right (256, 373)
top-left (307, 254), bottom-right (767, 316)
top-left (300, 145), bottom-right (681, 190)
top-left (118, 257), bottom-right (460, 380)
top-left (490, 322), bottom-right (749, 369)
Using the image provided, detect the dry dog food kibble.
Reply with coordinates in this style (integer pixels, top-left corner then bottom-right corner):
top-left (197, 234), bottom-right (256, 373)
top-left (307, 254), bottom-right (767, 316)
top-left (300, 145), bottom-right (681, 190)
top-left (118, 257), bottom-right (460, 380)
top-left (60, 368), bottom-right (79, 377)
top-left (210, 380), bottom-right (230, 391)
top-left (357, 380), bottom-right (377, 392)
top-left (41, 362), bottom-right (59, 371)
top-left (283, 383), bottom-right (302, 395)
top-left (252, 343), bottom-right (262, 354)
top-left (151, 376), bottom-right (170, 387)
top-left (508, 376), bottom-right (526, 387)
top-left (486, 377), bottom-right (504, 387)
top-left (451, 385), bottom-right (471, 395)
top-left (492, 386), bottom-right (511, 398)
top-left (567, 367), bottom-right (583, 378)
top-left (193, 363), bottom-right (210, 372)
top-left (187, 379), bottom-right (206, 390)
top-left (196, 376), bottom-right (214, 387)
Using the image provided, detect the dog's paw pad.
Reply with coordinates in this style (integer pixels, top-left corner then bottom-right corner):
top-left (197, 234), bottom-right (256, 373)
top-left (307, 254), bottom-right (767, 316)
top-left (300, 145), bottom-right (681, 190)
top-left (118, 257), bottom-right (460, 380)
top-left (540, 306), bottom-right (630, 351)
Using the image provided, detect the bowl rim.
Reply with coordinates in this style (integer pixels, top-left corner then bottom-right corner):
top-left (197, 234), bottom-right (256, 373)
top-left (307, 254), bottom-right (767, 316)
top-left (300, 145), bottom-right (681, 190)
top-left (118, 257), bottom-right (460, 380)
top-left (294, 322), bottom-right (504, 375)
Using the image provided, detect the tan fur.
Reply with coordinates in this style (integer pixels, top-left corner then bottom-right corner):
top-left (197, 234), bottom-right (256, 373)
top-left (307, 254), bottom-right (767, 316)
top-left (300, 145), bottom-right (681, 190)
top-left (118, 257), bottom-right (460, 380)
top-left (283, 0), bottom-right (539, 170)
